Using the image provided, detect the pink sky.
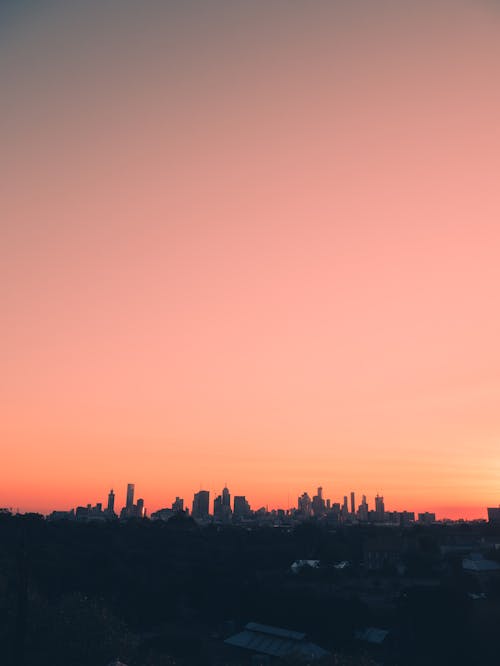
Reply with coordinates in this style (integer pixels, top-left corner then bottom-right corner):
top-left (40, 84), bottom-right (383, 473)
top-left (1, 1), bottom-right (500, 518)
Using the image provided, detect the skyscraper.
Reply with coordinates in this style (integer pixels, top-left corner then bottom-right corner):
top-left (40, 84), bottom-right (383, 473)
top-left (350, 491), bottom-right (355, 515)
top-left (233, 495), bottom-right (251, 518)
top-left (107, 489), bottom-right (115, 515)
top-left (126, 483), bottom-right (135, 509)
top-left (214, 486), bottom-right (232, 523)
top-left (312, 487), bottom-right (326, 517)
top-left (358, 495), bottom-right (368, 522)
top-left (342, 495), bottom-right (349, 519)
top-left (192, 490), bottom-right (210, 520)
top-left (375, 494), bottom-right (385, 522)
top-left (297, 492), bottom-right (312, 517)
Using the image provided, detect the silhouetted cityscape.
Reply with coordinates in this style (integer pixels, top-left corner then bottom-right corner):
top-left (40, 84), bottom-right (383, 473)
top-left (10, 482), bottom-right (494, 527)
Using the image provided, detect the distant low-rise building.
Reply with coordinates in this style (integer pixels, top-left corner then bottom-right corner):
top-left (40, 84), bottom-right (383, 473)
top-left (418, 512), bottom-right (436, 525)
top-left (399, 511), bottom-right (415, 526)
top-left (48, 509), bottom-right (75, 521)
top-left (172, 497), bottom-right (184, 512)
top-left (150, 507), bottom-right (173, 521)
top-left (75, 504), bottom-right (106, 521)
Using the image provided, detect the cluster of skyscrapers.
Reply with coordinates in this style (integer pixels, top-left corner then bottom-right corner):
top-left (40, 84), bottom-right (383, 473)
top-left (297, 487), bottom-right (388, 522)
top-left (47, 482), bottom-right (439, 526)
top-left (120, 483), bottom-right (145, 519)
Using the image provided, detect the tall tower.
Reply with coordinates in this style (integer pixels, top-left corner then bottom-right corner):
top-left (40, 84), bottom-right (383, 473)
top-left (126, 483), bottom-right (135, 509)
top-left (222, 485), bottom-right (230, 507)
top-left (350, 492), bottom-right (355, 515)
top-left (312, 487), bottom-right (326, 517)
top-left (342, 495), bottom-right (349, 516)
top-left (107, 489), bottom-right (115, 514)
top-left (375, 494), bottom-right (385, 521)
top-left (358, 494), bottom-right (368, 522)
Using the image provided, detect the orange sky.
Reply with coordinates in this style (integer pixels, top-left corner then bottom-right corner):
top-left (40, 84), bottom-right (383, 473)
top-left (1, 1), bottom-right (500, 519)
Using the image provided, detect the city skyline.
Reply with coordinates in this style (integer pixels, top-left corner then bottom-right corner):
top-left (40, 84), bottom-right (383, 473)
top-left (9, 479), bottom-right (496, 522)
top-left (2, 2), bottom-right (500, 521)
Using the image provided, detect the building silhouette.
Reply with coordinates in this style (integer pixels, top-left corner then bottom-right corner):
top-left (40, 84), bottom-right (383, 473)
top-left (126, 484), bottom-right (135, 509)
top-left (192, 490), bottom-right (210, 520)
top-left (488, 507), bottom-right (500, 524)
top-left (342, 495), bottom-right (349, 520)
top-left (312, 487), bottom-right (326, 517)
top-left (297, 492), bottom-right (312, 518)
top-left (358, 495), bottom-right (368, 522)
top-left (417, 511), bottom-right (435, 524)
top-left (214, 486), bottom-right (232, 523)
top-left (172, 497), bottom-right (184, 513)
top-left (233, 495), bottom-right (251, 519)
top-left (107, 489), bottom-right (115, 516)
top-left (375, 494), bottom-right (385, 522)
top-left (121, 483), bottom-right (145, 519)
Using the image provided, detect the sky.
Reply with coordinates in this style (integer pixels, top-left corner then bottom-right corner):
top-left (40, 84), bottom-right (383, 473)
top-left (1, 1), bottom-right (500, 519)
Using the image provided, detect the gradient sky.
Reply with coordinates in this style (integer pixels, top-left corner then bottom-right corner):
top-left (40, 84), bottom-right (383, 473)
top-left (1, 1), bottom-right (500, 518)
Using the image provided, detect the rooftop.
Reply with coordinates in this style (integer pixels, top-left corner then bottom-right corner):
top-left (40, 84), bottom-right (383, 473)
top-left (225, 622), bottom-right (330, 661)
top-left (463, 557), bottom-right (500, 572)
top-left (355, 627), bottom-right (390, 644)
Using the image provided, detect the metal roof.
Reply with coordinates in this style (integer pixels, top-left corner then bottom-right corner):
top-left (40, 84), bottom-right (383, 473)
top-left (245, 622), bottom-right (305, 641)
top-left (463, 558), bottom-right (500, 572)
top-left (290, 560), bottom-right (321, 574)
top-left (355, 627), bottom-right (389, 644)
top-left (225, 623), bottom-right (330, 660)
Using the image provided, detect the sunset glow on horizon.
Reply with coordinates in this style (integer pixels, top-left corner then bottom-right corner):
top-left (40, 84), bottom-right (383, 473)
top-left (2, 1), bottom-right (500, 520)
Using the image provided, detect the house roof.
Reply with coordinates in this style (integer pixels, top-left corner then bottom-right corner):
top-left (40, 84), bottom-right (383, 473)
top-left (225, 622), bottom-right (330, 660)
top-left (463, 558), bottom-right (500, 572)
top-left (245, 622), bottom-right (305, 640)
top-left (290, 560), bottom-right (321, 575)
top-left (355, 627), bottom-right (389, 644)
